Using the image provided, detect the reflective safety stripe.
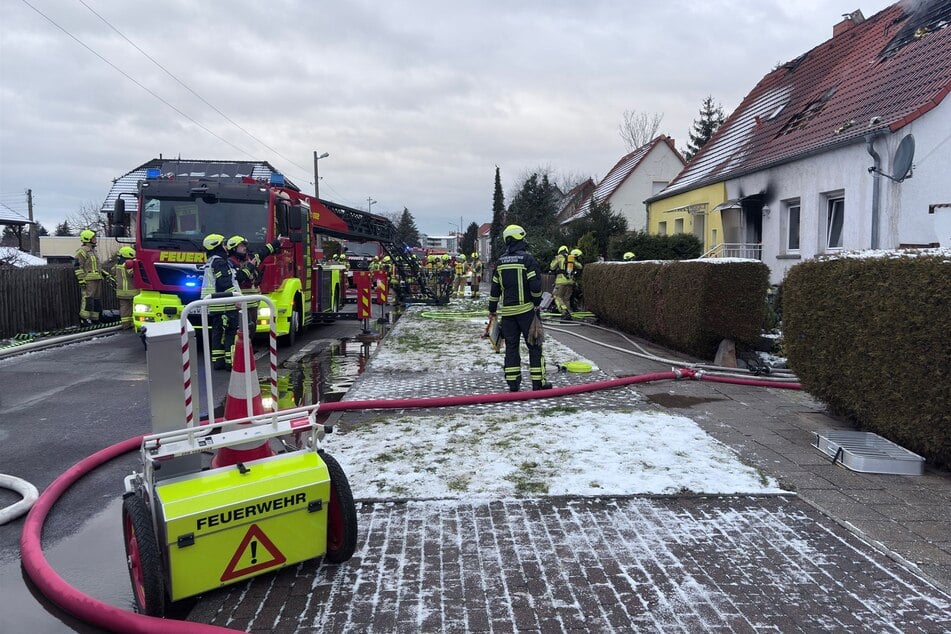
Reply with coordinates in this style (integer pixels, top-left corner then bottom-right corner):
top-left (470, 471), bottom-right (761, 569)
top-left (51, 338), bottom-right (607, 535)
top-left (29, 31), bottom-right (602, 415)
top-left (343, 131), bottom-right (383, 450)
top-left (504, 366), bottom-right (521, 381)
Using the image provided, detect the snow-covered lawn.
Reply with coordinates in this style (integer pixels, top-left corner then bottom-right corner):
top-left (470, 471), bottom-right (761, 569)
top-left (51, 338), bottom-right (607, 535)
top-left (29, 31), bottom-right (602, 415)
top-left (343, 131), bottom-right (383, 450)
top-left (332, 299), bottom-right (783, 499)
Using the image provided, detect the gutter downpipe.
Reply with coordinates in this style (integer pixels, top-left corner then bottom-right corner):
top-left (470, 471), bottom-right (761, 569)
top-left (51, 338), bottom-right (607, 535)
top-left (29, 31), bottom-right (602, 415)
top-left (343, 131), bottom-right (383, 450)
top-left (865, 132), bottom-right (884, 249)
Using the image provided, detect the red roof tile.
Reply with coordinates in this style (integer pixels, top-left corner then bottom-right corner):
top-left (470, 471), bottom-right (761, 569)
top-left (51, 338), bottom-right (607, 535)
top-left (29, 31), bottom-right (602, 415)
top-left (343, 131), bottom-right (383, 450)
top-left (657, 0), bottom-right (951, 199)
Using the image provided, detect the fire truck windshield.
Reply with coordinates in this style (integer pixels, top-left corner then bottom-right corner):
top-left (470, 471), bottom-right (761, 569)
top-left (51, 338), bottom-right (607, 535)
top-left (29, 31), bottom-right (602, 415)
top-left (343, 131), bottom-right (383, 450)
top-left (141, 196), bottom-right (270, 250)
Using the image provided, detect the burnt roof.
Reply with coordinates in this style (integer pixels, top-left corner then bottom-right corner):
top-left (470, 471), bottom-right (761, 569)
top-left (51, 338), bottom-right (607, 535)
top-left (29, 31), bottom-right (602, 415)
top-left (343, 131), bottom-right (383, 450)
top-left (654, 0), bottom-right (951, 200)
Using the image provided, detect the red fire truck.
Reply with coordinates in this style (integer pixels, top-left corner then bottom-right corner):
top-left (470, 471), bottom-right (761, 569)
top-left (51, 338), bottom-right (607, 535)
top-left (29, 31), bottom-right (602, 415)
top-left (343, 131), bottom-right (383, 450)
top-left (104, 159), bottom-right (438, 341)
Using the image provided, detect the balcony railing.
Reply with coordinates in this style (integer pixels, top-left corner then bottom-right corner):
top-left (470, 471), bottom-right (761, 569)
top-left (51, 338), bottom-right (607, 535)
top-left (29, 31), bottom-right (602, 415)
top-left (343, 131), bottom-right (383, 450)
top-left (700, 242), bottom-right (762, 260)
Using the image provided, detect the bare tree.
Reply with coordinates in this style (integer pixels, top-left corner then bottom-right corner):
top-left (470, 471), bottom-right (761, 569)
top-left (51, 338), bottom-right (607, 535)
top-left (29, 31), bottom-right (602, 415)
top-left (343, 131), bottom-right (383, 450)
top-left (618, 110), bottom-right (664, 151)
top-left (67, 201), bottom-right (107, 236)
top-left (0, 245), bottom-right (28, 267)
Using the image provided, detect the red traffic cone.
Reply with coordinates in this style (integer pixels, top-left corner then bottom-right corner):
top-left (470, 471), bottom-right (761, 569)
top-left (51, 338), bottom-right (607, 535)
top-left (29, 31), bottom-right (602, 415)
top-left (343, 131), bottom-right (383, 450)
top-left (212, 329), bottom-right (274, 468)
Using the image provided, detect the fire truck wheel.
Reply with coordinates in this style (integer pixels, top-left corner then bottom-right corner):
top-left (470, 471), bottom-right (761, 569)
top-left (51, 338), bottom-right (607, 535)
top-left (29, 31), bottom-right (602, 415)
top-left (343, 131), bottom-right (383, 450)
top-left (122, 492), bottom-right (167, 616)
top-left (319, 450), bottom-right (358, 563)
top-left (282, 297), bottom-right (302, 347)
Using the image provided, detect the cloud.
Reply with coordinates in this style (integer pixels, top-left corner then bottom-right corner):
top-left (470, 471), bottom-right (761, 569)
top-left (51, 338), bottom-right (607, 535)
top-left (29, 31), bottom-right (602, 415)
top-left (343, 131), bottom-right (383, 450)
top-left (1, 0), bottom-right (896, 233)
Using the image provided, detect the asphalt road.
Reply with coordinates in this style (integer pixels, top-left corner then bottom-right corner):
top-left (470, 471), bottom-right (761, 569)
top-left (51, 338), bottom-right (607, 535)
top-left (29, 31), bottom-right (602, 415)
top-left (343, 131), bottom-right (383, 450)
top-left (0, 317), bottom-right (365, 633)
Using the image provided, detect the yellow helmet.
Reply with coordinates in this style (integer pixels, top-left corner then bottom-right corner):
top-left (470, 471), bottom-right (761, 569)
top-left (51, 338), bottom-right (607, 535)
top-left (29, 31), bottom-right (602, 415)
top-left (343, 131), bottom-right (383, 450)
top-left (79, 229), bottom-right (97, 244)
top-left (383, 255), bottom-right (392, 263)
top-left (203, 233), bottom-right (225, 250)
top-left (570, 248), bottom-right (582, 257)
top-left (442, 254), bottom-right (451, 261)
top-left (471, 252), bottom-right (479, 259)
top-left (332, 253), bottom-right (340, 261)
top-left (226, 235), bottom-right (247, 252)
top-left (118, 246), bottom-right (136, 259)
top-left (558, 245), bottom-right (568, 254)
top-left (623, 251), bottom-right (635, 261)
top-left (502, 224), bottom-right (526, 241)
top-left (456, 253), bottom-right (466, 261)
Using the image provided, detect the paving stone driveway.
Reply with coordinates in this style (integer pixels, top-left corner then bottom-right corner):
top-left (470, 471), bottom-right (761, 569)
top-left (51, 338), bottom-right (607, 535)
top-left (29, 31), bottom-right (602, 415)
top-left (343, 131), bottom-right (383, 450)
top-left (190, 496), bottom-right (950, 633)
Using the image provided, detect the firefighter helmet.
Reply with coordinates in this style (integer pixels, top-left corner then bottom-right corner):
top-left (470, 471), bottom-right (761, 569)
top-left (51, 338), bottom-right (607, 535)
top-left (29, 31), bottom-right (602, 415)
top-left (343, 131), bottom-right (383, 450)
top-left (558, 245), bottom-right (568, 254)
top-left (623, 251), bottom-right (635, 261)
top-left (456, 253), bottom-right (466, 261)
top-left (570, 248), bottom-right (582, 257)
top-left (332, 253), bottom-right (339, 261)
top-left (226, 235), bottom-right (248, 252)
top-left (471, 252), bottom-right (479, 259)
top-left (118, 246), bottom-right (136, 259)
top-left (203, 233), bottom-right (225, 251)
top-left (502, 224), bottom-right (525, 241)
top-left (79, 229), bottom-right (97, 244)
top-left (383, 255), bottom-right (392, 263)
top-left (442, 253), bottom-right (451, 261)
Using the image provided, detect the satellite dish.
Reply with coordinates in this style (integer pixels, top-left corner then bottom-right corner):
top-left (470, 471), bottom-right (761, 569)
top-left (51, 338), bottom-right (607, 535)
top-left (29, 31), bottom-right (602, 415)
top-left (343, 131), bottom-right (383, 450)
top-left (892, 134), bottom-right (915, 182)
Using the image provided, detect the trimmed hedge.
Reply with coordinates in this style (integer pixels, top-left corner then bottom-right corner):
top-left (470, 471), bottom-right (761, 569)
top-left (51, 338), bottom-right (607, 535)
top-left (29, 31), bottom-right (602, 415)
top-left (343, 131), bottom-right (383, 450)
top-left (582, 260), bottom-right (769, 359)
top-left (784, 255), bottom-right (951, 468)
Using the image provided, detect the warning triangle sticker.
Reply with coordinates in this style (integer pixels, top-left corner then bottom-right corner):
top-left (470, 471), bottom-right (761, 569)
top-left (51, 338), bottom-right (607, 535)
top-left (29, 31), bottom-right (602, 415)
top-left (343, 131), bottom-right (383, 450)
top-left (220, 523), bottom-right (287, 582)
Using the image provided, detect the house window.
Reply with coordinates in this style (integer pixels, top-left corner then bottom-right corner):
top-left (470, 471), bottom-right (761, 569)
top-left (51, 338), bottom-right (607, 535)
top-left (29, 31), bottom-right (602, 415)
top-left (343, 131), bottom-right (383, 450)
top-left (658, 221), bottom-right (667, 236)
top-left (674, 218), bottom-right (684, 234)
top-left (782, 199), bottom-right (801, 252)
top-left (711, 228), bottom-right (718, 246)
top-left (826, 196), bottom-right (844, 250)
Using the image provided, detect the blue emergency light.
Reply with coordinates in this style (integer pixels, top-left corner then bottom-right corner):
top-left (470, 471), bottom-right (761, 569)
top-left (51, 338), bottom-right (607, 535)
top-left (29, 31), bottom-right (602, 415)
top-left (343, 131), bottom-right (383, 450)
top-left (269, 172), bottom-right (285, 187)
top-left (185, 281), bottom-right (197, 288)
top-left (146, 167), bottom-right (161, 179)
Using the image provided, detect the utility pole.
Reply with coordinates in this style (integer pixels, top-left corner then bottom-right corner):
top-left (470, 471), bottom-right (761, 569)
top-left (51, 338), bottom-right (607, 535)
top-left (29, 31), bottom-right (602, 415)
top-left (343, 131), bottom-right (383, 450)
top-left (367, 197), bottom-right (377, 213)
top-left (313, 151), bottom-right (329, 199)
top-left (27, 188), bottom-right (37, 255)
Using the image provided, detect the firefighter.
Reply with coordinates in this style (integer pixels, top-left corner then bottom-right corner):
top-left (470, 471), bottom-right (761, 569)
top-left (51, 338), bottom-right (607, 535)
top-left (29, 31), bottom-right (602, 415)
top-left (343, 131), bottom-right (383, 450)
top-left (549, 245), bottom-right (572, 319)
top-left (226, 234), bottom-right (283, 332)
top-left (114, 246), bottom-right (138, 329)
top-left (623, 251), bottom-right (636, 261)
top-left (488, 225), bottom-right (551, 392)
top-left (453, 253), bottom-right (468, 297)
top-left (469, 252), bottom-right (483, 298)
top-left (200, 233), bottom-right (241, 370)
top-left (74, 229), bottom-right (109, 324)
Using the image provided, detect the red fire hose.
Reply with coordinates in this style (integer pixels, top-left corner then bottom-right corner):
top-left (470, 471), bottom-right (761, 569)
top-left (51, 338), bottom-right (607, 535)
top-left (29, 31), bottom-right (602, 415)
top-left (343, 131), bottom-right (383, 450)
top-left (20, 369), bottom-right (799, 632)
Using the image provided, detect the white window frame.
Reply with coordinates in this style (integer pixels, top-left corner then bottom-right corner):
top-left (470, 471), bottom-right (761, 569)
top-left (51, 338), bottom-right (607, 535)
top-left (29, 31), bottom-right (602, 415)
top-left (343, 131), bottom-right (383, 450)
top-left (825, 195), bottom-right (844, 250)
top-left (781, 198), bottom-right (801, 253)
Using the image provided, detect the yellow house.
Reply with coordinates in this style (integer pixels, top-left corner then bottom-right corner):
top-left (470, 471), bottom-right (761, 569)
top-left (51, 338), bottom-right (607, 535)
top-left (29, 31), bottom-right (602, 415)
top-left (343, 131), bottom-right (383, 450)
top-left (646, 182), bottom-right (726, 255)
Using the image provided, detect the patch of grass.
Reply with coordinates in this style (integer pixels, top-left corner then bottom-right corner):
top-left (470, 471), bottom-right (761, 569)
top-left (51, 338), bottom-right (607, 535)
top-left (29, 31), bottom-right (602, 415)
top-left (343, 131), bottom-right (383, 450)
top-left (540, 404), bottom-right (579, 417)
top-left (504, 460), bottom-right (550, 495)
top-left (588, 481), bottom-right (602, 488)
top-left (446, 476), bottom-right (469, 492)
top-left (674, 450), bottom-right (688, 458)
top-left (372, 452), bottom-right (398, 463)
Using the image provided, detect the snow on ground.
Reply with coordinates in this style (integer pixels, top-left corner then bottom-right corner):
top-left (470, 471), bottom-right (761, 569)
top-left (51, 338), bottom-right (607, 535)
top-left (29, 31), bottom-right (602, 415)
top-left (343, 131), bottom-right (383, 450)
top-left (333, 408), bottom-right (783, 499)
top-left (370, 299), bottom-right (598, 374)
top-left (333, 299), bottom-right (783, 499)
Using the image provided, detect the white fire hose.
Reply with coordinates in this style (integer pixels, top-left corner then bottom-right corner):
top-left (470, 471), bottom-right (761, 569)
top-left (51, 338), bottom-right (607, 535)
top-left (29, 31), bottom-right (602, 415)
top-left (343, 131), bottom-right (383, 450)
top-left (0, 473), bottom-right (40, 525)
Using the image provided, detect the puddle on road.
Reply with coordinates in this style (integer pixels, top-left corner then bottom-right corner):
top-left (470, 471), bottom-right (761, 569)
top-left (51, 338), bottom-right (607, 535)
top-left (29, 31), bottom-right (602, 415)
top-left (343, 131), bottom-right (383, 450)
top-left (260, 338), bottom-right (377, 414)
top-left (645, 393), bottom-right (727, 409)
top-left (2, 338), bottom-right (374, 633)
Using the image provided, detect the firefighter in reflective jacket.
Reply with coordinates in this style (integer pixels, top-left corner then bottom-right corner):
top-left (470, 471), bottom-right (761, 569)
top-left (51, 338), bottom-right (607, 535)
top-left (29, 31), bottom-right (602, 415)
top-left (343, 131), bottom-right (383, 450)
top-left (74, 229), bottom-right (111, 324)
top-left (114, 246), bottom-right (138, 329)
top-left (469, 252), bottom-right (483, 298)
top-left (488, 225), bottom-right (552, 392)
top-left (453, 253), bottom-right (468, 297)
top-left (226, 234), bottom-right (283, 330)
top-left (549, 246), bottom-right (583, 320)
top-left (201, 233), bottom-right (241, 370)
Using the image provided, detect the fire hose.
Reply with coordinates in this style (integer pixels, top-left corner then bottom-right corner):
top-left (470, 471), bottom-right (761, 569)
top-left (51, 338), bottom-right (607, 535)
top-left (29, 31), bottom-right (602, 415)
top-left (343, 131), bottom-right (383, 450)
top-left (0, 474), bottom-right (39, 525)
top-left (21, 369), bottom-right (798, 633)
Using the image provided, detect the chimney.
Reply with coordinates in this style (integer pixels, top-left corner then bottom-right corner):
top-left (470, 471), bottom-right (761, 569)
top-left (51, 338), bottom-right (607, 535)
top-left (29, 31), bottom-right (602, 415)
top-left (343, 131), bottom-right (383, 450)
top-left (833, 9), bottom-right (865, 37)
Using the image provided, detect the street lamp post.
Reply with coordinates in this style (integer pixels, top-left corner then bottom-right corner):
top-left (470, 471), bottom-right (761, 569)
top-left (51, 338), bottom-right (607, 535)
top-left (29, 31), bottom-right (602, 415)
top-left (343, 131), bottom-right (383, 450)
top-left (313, 151), bottom-right (329, 199)
top-left (367, 197), bottom-right (377, 213)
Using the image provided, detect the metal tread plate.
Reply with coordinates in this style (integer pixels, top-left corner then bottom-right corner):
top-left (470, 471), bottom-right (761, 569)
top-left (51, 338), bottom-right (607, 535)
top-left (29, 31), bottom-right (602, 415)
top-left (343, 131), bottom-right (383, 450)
top-left (813, 430), bottom-right (924, 475)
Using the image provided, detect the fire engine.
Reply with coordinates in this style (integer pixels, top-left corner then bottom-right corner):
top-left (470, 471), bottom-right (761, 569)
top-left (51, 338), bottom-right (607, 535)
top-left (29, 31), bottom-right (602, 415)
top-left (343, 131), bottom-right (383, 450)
top-left (103, 159), bottom-right (446, 339)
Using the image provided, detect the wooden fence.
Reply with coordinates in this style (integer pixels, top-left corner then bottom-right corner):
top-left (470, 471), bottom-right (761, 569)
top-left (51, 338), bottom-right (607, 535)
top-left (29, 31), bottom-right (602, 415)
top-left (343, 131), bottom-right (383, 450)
top-left (0, 265), bottom-right (118, 338)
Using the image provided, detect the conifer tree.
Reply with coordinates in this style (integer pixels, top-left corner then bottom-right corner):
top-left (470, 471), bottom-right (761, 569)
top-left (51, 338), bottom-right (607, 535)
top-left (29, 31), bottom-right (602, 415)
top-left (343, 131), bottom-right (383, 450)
top-left (685, 96), bottom-right (725, 160)
top-left (490, 166), bottom-right (505, 261)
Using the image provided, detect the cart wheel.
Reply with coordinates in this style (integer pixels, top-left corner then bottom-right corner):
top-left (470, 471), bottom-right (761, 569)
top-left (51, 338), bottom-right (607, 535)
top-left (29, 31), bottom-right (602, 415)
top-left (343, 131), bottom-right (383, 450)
top-left (319, 451), bottom-right (358, 563)
top-left (122, 493), bottom-right (166, 616)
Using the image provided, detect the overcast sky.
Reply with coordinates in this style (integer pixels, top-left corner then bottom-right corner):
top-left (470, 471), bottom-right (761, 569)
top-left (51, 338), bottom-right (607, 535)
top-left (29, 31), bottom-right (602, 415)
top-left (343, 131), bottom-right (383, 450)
top-left (1, 0), bottom-right (896, 237)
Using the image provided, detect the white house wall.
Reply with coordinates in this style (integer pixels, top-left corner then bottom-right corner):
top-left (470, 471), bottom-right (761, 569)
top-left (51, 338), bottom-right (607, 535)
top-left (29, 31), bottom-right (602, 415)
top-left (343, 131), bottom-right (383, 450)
top-left (608, 143), bottom-right (684, 232)
top-left (726, 95), bottom-right (950, 284)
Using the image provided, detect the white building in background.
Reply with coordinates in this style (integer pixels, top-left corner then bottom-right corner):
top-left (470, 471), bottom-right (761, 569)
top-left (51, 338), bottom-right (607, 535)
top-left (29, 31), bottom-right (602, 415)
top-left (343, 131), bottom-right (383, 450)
top-left (421, 234), bottom-right (457, 253)
top-left (562, 135), bottom-right (685, 232)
